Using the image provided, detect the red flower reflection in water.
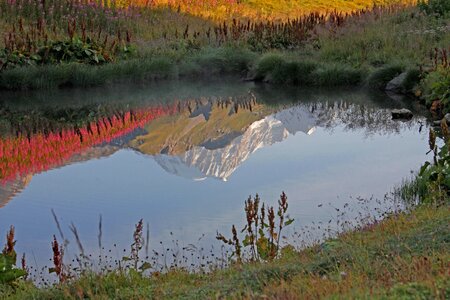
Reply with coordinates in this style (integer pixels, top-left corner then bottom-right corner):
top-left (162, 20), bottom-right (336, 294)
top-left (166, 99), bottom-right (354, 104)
top-left (0, 105), bottom-right (176, 183)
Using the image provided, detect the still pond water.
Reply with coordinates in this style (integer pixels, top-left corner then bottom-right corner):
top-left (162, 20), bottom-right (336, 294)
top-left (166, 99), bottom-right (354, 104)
top-left (0, 80), bottom-right (430, 269)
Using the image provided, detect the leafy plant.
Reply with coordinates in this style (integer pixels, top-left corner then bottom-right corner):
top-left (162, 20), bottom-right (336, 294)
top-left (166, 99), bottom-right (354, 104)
top-left (421, 66), bottom-right (450, 112)
top-left (366, 64), bottom-right (403, 89)
top-left (418, 0), bottom-right (450, 16)
top-left (0, 255), bottom-right (26, 284)
top-left (37, 38), bottom-right (111, 65)
top-left (417, 124), bottom-right (450, 205)
top-left (217, 192), bottom-right (294, 262)
top-left (0, 226), bottom-right (27, 284)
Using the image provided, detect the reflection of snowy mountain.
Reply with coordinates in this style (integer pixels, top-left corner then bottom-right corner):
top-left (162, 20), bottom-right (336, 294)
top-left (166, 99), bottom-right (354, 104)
top-left (154, 105), bottom-right (318, 181)
top-left (153, 155), bottom-right (207, 181)
top-left (272, 106), bottom-right (318, 135)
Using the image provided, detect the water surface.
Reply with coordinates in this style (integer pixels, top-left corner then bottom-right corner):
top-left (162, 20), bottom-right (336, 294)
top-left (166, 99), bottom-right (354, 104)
top-left (0, 80), bottom-right (429, 270)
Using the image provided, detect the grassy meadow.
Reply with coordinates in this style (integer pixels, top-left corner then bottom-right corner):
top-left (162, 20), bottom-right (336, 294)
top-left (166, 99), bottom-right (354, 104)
top-left (0, 0), bottom-right (448, 95)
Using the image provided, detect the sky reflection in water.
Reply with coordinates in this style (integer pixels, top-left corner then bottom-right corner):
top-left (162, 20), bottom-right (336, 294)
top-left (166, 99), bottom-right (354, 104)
top-left (0, 80), bottom-right (429, 268)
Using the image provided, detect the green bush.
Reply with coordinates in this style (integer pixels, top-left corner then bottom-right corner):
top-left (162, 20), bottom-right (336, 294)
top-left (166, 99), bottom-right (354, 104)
top-left (0, 38), bottom-right (136, 72)
top-left (188, 47), bottom-right (256, 75)
top-left (402, 68), bottom-right (422, 92)
top-left (0, 254), bottom-right (26, 284)
top-left (270, 60), bottom-right (318, 85)
top-left (254, 53), bottom-right (286, 81)
top-left (366, 64), bottom-right (404, 89)
top-left (0, 56), bottom-right (178, 90)
top-left (417, 128), bottom-right (450, 205)
top-left (420, 66), bottom-right (450, 111)
top-left (418, 0), bottom-right (450, 16)
top-left (312, 64), bottom-right (364, 86)
top-left (389, 282), bottom-right (434, 299)
top-left (253, 54), bottom-right (318, 85)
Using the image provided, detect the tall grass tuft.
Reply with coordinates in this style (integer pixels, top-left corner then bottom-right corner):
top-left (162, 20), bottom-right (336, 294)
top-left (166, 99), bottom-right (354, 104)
top-left (366, 64), bottom-right (404, 89)
top-left (313, 64), bottom-right (365, 86)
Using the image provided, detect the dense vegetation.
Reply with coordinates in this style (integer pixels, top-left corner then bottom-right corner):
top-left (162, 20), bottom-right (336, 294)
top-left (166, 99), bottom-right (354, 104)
top-left (0, 0), bottom-right (448, 98)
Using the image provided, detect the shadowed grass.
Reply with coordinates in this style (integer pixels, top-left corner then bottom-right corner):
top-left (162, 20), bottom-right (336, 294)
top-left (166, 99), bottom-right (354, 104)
top-left (0, 58), bottom-right (177, 90)
top-left (366, 64), bottom-right (404, 89)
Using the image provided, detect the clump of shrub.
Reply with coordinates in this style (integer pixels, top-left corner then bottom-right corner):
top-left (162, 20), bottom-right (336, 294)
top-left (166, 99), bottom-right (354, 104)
top-left (0, 226), bottom-right (27, 284)
top-left (420, 66), bottom-right (450, 112)
top-left (402, 68), bottom-right (422, 92)
top-left (366, 64), bottom-right (404, 90)
top-left (271, 60), bottom-right (318, 85)
top-left (418, 0), bottom-right (450, 16)
top-left (187, 46), bottom-right (257, 75)
top-left (253, 54), bottom-right (365, 86)
top-left (253, 53), bottom-right (318, 85)
top-left (0, 17), bottom-right (136, 72)
top-left (253, 53), bottom-right (285, 81)
top-left (417, 126), bottom-right (450, 205)
top-left (0, 38), bottom-right (135, 71)
top-left (312, 64), bottom-right (365, 86)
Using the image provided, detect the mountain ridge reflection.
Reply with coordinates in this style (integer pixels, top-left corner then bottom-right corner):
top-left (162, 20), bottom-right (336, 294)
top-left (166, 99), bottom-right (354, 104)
top-left (0, 93), bottom-right (425, 208)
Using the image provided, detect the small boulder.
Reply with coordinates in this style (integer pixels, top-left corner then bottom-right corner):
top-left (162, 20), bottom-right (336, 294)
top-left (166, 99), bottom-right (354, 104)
top-left (392, 108), bottom-right (413, 120)
top-left (386, 72), bottom-right (408, 94)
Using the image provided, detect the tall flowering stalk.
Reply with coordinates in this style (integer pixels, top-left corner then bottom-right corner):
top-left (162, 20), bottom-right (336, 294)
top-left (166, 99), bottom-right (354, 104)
top-left (51, 235), bottom-right (66, 283)
top-left (2, 226), bottom-right (16, 262)
top-left (217, 192), bottom-right (294, 262)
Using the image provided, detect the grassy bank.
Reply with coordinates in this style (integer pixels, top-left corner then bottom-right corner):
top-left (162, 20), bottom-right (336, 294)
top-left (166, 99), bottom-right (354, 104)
top-left (0, 1), bottom-right (448, 93)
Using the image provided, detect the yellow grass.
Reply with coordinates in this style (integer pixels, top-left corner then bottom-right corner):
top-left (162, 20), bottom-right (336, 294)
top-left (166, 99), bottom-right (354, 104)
top-left (149, 0), bottom-right (417, 21)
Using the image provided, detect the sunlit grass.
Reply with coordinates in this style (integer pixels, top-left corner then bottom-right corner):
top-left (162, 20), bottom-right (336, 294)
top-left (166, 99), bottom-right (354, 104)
top-left (151, 0), bottom-right (417, 21)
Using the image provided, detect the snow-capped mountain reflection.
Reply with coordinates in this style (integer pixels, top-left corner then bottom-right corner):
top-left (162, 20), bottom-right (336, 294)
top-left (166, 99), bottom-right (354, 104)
top-left (153, 105), bottom-right (318, 181)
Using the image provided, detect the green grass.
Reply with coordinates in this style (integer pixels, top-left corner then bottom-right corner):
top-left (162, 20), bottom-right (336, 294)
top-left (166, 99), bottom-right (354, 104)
top-left (1, 203), bottom-right (448, 299)
top-left (366, 64), bottom-right (404, 89)
top-left (1, 4), bottom-right (448, 91)
top-left (0, 57), bottom-right (178, 89)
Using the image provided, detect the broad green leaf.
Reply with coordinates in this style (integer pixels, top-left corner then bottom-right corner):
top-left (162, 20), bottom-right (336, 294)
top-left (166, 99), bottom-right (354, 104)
top-left (0, 269), bottom-right (27, 283)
